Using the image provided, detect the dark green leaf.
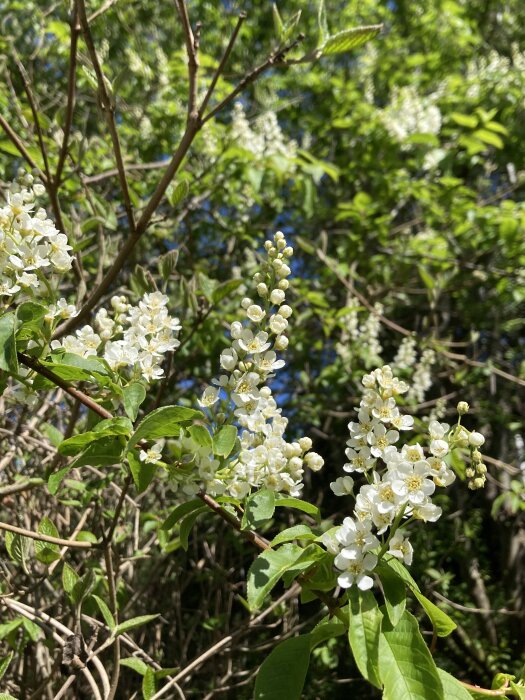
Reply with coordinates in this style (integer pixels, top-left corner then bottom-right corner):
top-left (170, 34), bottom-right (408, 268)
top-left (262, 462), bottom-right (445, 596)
top-left (0, 313), bottom-right (18, 373)
top-left (254, 635), bottom-right (311, 700)
top-left (114, 614), bottom-right (160, 637)
top-left (161, 499), bottom-right (203, 531)
top-left (127, 449), bottom-right (157, 494)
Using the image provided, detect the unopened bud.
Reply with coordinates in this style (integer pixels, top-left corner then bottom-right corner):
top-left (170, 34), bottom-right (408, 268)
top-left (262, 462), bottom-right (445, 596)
top-left (457, 401), bottom-right (469, 415)
top-left (468, 431), bottom-right (485, 448)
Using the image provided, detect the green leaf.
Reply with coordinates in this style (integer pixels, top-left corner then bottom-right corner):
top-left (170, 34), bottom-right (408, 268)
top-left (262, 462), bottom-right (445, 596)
top-left (377, 562), bottom-right (407, 626)
top-left (271, 524), bottom-right (316, 546)
top-left (247, 543), bottom-right (304, 611)
top-left (179, 507), bottom-right (207, 550)
top-left (167, 180), bottom-right (189, 208)
top-left (242, 489), bottom-right (275, 529)
top-left (321, 24), bottom-right (382, 56)
top-left (120, 657), bottom-right (149, 676)
top-left (128, 406), bottom-right (203, 448)
top-left (411, 589), bottom-right (456, 637)
top-left (5, 531), bottom-right (30, 573)
top-left (510, 682), bottom-right (525, 699)
top-left (127, 449), bottom-right (157, 494)
top-left (473, 128), bottom-right (504, 149)
top-left (59, 418), bottom-right (131, 455)
top-left (114, 614), bottom-right (160, 637)
top-left (274, 494), bottom-right (320, 522)
top-left (213, 425), bottom-right (237, 457)
top-left (142, 666), bottom-right (156, 699)
top-left (254, 634), bottom-right (311, 700)
top-left (451, 112), bottom-right (478, 128)
top-left (22, 617), bottom-right (42, 642)
top-left (378, 610), bottom-right (444, 700)
top-left (381, 557), bottom-right (456, 637)
top-left (158, 249), bottom-right (179, 281)
top-left (71, 569), bottom-right (97, 606)
top-left (92, 595), bottom-right (116, 631)
top-left (48, 465), bottom-right (72, 496)
top-left (0, 694), bottom-right (19, 700)
top-left (272, 3), bottom-right (284, 39)
top-left (0, 313), bottom-right (18, 373)
top-left (188, 424), bottom-right (213, 449)
top-left (348, 588), bottom-right (382, 689)
top-left (161, 499), bottom-right (203, 531)
top-left (437, 669), bottom-right (474, 699)
top-left (34, 517), bottom-right (61, 565)
top-left (62, 562), bottom-right (79, 594)
top-left (0, 652), bottom-right (13, 681)
top-left (123, 383), bottom-right (147, 421)
top-left (211, 279), bottom-right (243, 304)
top-left (49, 437), bottom-right (124, 494)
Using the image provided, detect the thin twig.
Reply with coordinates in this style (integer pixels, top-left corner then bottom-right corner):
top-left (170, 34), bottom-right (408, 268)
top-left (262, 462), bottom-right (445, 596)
top-left (175, 0), bottom-right (199, 122)
top-left (18, 352), bottom-right (113, 420)
top-left (0, 114), bottom-right (45, 177)
top-left (78, 0), bottom-right (136, 234)
top-left (55, 0), bottom-right (80, 186)
top-left (199, 12), bottom-right (247, 116)
top-left (0, 520), bottom-right (93, 549)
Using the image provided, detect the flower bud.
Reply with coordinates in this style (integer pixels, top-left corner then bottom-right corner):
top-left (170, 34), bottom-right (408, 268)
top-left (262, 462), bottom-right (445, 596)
top-left (278, 279), bottom-right (290, 291)
top-left (246, 304), bottom-right (265, 322)
top-left (473, 477), bottom-right (486, 489)
top-left (304, 451), bottom-right (324, 472)
top-left (457, 401), bottom-right (469, 415)
top-left (257, 283), bottom-right (268, 297)
top-left (279, 304), bottom-right (292, 319)
top-left (241, 297), bottom-right (252, 309)
top-left (274, 335), bottom-right (288, 351)
top-left (468, 431), bottom-right (485, 448)
top-left (299, 437), bottom-right (313, 452)
top-left (270, 288), bottom-right (285, 305)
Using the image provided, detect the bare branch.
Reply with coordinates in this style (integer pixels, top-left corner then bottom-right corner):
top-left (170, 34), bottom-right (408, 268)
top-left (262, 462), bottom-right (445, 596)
top-left (77, 0), bottom-right (136, 234)
top-left (0, 520), bottom-right (94, 549)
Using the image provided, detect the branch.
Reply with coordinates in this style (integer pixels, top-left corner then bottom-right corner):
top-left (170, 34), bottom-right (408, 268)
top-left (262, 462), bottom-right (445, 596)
top-left (18, 352), bottom-right (113, 420)
top-left (202, 33), bottom-right (305, 125)
top-left (175, 0), bottom-right (200, 122)
top-left (53, 25), bottom-right (304, 339)
top-left (77, 0), bottom-right (136, 234)
top-left (199, 12), bottom-right (246, 116)
top-left (0, 520), bottom-right (93, 549)
top-left (0, 114), bottom-right (45, 178)
top-left (55, 0), bottom-right (80, 186)
top-left (11, 51), bottom-right (51, 181)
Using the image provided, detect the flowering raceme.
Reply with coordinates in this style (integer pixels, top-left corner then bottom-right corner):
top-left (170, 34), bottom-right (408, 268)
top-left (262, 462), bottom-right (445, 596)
top-left (0, 171), bottom-right (73, 311)
top-left (323, 365), bottom-right (485, 591)
top-left (51, 292), bottom-right (181, 384)
top-left (166, 231), bottom-right (323, 499)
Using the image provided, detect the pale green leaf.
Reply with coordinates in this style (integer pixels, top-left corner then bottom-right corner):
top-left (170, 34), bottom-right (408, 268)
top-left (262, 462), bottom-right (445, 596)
top-left (437, 669), bottom-right (474, 699)
top-left (241, 489), bottom-right (275, 529)
top-left (213, 425), bottom-right (237, 457)
top-left (378, 610), bottom-right (444, 700)
top-left (321, 24), bottom-right (382, 56)
top-left (348, 589), bottom-right (382, 689)
top-left (114, 614), bottom-right (160, 637)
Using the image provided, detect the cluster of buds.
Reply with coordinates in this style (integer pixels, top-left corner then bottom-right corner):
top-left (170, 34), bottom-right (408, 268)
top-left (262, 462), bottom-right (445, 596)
top-left (453, 402), bottom-right (487, 489)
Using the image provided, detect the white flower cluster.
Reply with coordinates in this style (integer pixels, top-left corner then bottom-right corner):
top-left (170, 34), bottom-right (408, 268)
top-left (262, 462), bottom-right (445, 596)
top-left (0, 172), bottom-right (73, 308)
top-left (406, 348), bottom-right (436, 404)
top-left (335, 298), bottom-right (383, 367)
top-left (323, 365), bottom-right (456, 590)
top-left (380, 86), bottom-right (442, 143)
top-left (167, 231), bottom-right (323, 499)
top-left (51, 292), bottom-right (181, 383)
top-left (465, 44), bottom-right (525, 99)
top-left (231, 103), bottom-right (298, 163)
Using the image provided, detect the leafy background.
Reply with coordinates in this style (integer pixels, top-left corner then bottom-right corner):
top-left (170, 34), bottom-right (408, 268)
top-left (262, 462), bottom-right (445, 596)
top-left (0, 0), bottom-right (524, 697)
